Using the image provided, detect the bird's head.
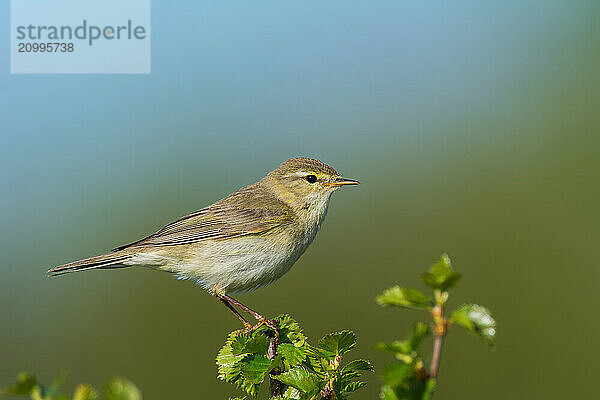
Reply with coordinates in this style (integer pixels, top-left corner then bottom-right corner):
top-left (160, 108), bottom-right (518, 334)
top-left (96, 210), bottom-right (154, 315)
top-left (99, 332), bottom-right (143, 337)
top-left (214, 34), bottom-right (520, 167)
top-left (263, 157), bottom-right (359, 211)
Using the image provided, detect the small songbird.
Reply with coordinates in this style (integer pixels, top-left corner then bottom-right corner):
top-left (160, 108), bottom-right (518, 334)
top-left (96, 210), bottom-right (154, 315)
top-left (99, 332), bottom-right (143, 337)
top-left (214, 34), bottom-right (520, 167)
top-left (48, 157), bottom-right (359, 332)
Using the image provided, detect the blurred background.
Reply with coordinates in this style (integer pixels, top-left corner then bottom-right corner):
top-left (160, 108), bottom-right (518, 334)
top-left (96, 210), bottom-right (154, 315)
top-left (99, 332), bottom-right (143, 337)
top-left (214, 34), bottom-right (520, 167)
top-left (1, 1), bottom-right (599, 399)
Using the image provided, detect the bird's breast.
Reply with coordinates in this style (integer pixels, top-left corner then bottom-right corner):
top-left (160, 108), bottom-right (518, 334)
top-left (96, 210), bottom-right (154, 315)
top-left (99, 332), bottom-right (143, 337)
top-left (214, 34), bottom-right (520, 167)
top-left (148, 197), bottom-right (332, 294)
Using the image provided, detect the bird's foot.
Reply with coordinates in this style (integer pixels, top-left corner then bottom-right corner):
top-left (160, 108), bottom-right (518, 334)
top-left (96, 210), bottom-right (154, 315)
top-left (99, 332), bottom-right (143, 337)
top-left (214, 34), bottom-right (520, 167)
top-left (242, 317), bottom-right (280, 342)
top-left (241, 321), bottom-right (253, 331)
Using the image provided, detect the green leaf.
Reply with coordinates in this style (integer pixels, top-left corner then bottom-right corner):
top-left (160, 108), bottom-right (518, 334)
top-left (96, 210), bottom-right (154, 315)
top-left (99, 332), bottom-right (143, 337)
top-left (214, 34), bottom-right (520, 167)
top-left (375, 323), bottom-right (430, 360)
top-left (406, 378), bottom-right (436, 400)
top-left (343, 380), bottom-right (367, 393)
top-left (30, 386), bottom-right (47, 400)
top-left (318, 330), bottom-right (356, 356)
top-left (276, 314), bottom-right (307, 348)
top-left (104, 378), bottom-right (142, 400)
top-left (278, 343), bottom-right (307, 367)
top-left (376, 286), bottom-right (432, 310)
top-left (375, 341), bottom-right (413, 360)
top-left (237, 380), bottom-right (261, 398)
top-left (240, 354), bottom-right (272, 384)
top-left (304, 346), bottom-right (330, 377)
top-left (280, 386), bottom-right (303, 400)
top-left (381, 378), bottom-right (436, 400)
top-left (421, 254), bottom-right (461, 290)
top-left (217, 333), bottom-right (248, 382)
top-left (421, 378), bottom-right (436, 400)
top-left (216, 330), bottom-right (275, 396)
top-left (380, 384), bottom-right (400, 400)
top-left (450, 304), bottom-right (496, 345)
top-left (217, 353), bottom-right (245, 382)
top-left (306, 345), bottom-right (331, 361)
top-left (272, 366), bottom-right (321, 394)
top-left (3, 371), bottom-right (38, 395)
top-left (230, 334), bottom-right (251, 355)
top-left (73, 384), bottom-right (98, 400)
top-left (243, 334), bottom-right (270, 355)
top-left (381, 362), bottom-right (415, 387)
top-left (409, 322), bottom-right (430, 350)
top-left (339, 370), bottom-right (360, 384)
top-left (431, 254), bottom-right (452, 277)
top-left (331, 371), bottom-right (347, 400)
top-left (341, 359), bottom-right (374, 373)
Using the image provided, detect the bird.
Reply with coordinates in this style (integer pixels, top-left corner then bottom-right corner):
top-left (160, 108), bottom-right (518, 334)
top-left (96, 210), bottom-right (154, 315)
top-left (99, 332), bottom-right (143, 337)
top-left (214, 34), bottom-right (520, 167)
top-left (48, 157), bottom-right (359, 333)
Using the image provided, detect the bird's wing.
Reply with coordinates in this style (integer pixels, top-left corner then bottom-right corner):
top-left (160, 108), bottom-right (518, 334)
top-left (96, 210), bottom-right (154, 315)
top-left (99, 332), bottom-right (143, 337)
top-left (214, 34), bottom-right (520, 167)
top-left (113, 184), bottom-right (293, 250)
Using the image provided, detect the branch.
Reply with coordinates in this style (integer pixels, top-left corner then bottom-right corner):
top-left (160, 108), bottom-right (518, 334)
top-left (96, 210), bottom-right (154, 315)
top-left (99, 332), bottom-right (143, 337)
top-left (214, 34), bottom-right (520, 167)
top-left (429, 332), bottom-right (444, 379)
top-left (267, 331), bottom-right (283, 397)
top-left (429, 300), bottom-right (447, 379)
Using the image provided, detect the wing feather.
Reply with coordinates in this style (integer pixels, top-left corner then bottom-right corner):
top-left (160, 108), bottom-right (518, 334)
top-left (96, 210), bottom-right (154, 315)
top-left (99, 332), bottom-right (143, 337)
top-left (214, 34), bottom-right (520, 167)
top-left (113, 183), bottom-right (294, 250)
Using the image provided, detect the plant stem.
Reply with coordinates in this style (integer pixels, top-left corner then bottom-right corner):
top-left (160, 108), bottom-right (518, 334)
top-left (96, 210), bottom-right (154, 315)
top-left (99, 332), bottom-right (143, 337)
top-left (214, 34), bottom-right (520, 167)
top-left (429, 300), bottom-right (447, 379)
top-left (429, 333), bottom-right (444, 379)
top-left (268, 332), bottom-right (283, 397)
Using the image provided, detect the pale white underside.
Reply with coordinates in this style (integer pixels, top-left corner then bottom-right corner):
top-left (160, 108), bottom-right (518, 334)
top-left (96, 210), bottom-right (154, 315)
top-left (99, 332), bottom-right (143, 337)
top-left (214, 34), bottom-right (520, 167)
top-left (123, 189), bottom-right (333, 294)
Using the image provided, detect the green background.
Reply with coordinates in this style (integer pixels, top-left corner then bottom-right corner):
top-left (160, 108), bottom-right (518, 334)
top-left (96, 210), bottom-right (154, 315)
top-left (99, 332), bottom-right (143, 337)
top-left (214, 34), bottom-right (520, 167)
top-left (2, 1), bottom-right (599, 399)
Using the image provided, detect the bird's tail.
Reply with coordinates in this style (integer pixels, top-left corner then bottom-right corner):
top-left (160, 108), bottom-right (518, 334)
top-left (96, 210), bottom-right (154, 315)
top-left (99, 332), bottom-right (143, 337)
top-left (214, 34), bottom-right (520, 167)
top-left (47, 251), bottom-right (132, 277)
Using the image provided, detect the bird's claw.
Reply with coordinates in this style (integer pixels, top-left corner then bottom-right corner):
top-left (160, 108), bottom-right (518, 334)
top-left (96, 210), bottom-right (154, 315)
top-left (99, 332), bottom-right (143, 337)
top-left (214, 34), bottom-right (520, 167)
top-left (241, 321), bottom-right (254, 332)
top-left (242, 317), bottom-right (280, 342)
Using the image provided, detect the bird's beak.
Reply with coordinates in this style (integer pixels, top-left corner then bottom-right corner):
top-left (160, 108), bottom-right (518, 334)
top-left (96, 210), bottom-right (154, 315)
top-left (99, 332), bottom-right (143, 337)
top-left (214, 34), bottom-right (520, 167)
top-left (324, 177), bottom-right (360, 187)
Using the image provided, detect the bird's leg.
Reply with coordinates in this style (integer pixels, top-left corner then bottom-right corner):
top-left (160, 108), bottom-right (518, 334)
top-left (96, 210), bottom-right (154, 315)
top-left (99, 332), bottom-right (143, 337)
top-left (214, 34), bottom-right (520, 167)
top-left (215, 293), bottom-right (253, 330)
top-left (221, 294), bottom-right (265, 320)
top-left (221, 294), bottom-right (280, 341)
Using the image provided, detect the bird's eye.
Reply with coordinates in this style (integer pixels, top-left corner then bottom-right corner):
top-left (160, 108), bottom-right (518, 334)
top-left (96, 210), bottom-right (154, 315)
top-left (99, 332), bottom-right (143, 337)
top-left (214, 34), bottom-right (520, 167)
top-left (305, 174), bottom-right (318, 183)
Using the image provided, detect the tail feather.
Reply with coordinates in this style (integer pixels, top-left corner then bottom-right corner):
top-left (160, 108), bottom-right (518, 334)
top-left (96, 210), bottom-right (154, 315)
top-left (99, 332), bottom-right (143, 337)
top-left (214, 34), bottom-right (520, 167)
top-left (48, 252), bottom-right (131, 277)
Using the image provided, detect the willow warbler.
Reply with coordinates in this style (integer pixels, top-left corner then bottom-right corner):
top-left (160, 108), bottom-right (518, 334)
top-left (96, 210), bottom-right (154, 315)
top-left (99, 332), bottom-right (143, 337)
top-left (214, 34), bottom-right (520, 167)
top-left (48, 157), bottom-right (358, 330)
